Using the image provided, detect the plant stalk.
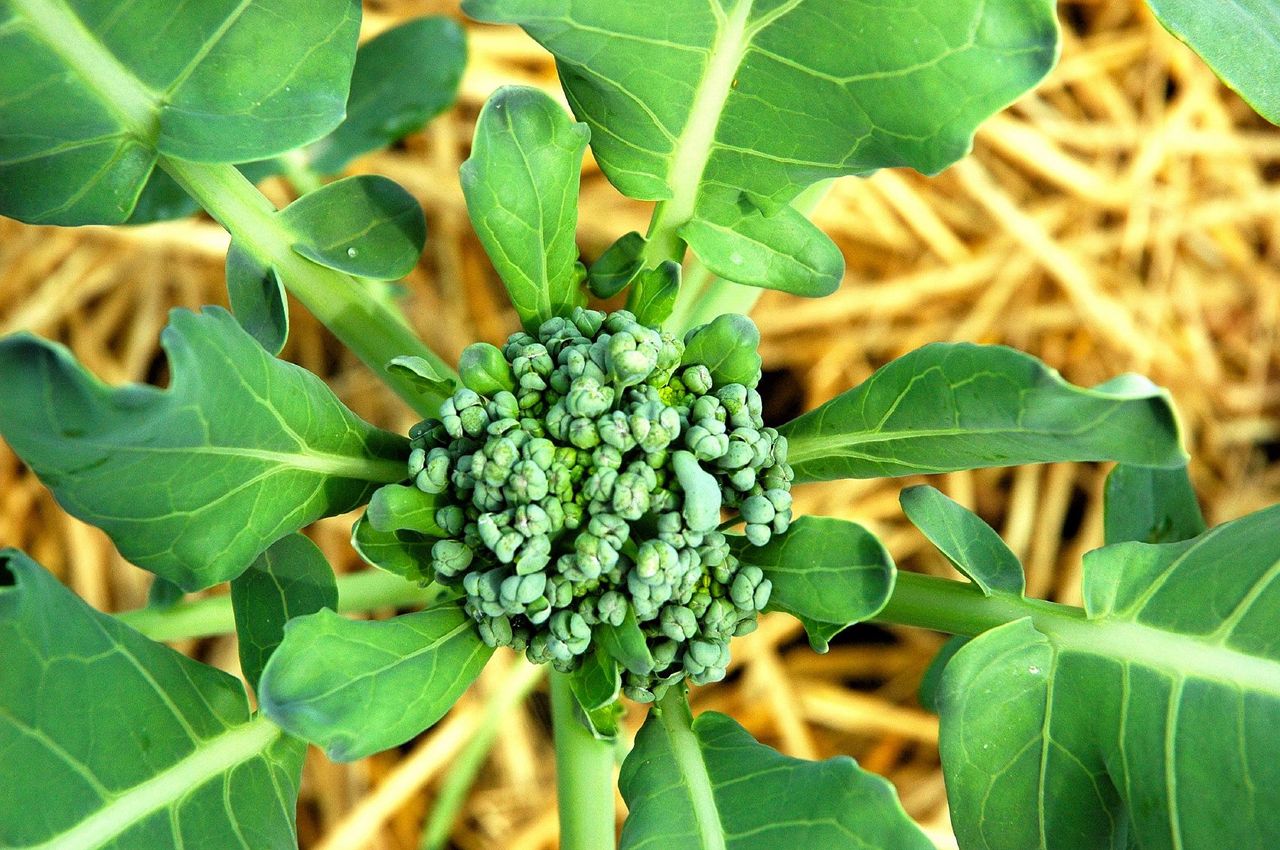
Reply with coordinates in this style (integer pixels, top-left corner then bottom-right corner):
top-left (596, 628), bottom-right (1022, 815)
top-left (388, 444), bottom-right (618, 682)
top-left (549, 670), bottom-right (618, 850)
top-left (117, 570), bottom-right (448, 642)
top-left (160, 158), bottom-right (454, 417)
top-left (874, 570), bottom-right (1089, 637)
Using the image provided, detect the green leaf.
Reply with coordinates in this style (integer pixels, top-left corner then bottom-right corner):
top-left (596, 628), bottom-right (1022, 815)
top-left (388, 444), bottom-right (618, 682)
top-left (465, 0), bottom-right (1057, 291)
top-left (619, 694), bottom-right (933, 850)
top-left (939, 504), bottom-right (1280, 849)
top-left (146, 574), bottom-right (185, 608)
top-left (309, 16), bottom-right (468, 173)
top-left (367, 484), bottom-right (448, 537)
top-left (460, 86), bottom-right (590, 329)
top-left (679, 200), bottom-right (843, 296)
top-left (733, 516), bottom-right (895, 652)
top-left (781, 343), bottom-right (1186, 482)
top-left (0, 0), bottom-right (360, 225)
top-left (597, 606), bottom-right (656, 676)
top-left (386, 354), bottom-right (456, 399)
top-left (225, 240), bottom-right (290, 355)
top-left (569, 647), bottom-right (624, 740)
top-left (1103, 463), bottom-right (1206, 545)
top-left (680, 313), bottom-right (762, 389)
top-left (626, 261), bottom-right (680, 328)
top-left (351, 513), bottom-right (434, 583)
top-left (900, 484), bottom-right (1025, 596)
top-left (282, 175), bottom-right (426, 280)
top-left (589, 231), bottom-right (647, 299)
top-left (258, 603), bottom-right (493, 761)
top-left (917, 635), bottom-right (968, 714)
top-left (231, 533), bottom-right (338, 690)
top-left (0, 550), bottom-right (304, 849)
top-left (127, 158), bottom-right (281, 225)
top-left (1145, 0), bottom-right (1280, 124)
top-left (0, 306), bottom-right (408, 590)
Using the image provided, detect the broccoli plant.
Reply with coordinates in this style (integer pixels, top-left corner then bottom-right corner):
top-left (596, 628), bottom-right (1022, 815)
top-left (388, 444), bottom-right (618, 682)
top-left (0, 2), bottom-right (1277, 850)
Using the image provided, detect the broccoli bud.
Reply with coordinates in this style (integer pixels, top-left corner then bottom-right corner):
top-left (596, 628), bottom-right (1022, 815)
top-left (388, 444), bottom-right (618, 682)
top-left (399, 308), bottom-right (793, 698)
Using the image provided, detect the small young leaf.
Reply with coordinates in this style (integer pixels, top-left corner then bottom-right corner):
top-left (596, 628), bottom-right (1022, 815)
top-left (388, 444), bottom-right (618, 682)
top-left (387, 355), bottom-right (456, 397)
top-left (351, 514), bottom-right (434, 583)
top-left (672, 451), bottom-right (722, 533)
top-left (900, 485), bottom-right (1025, 597)
top-left (226, 240), bottom-right (290, 355)
top-left (0, 0), bottom-right (361, 225)
top-left (1103, 463), bottom-right (1206, 545)
top-left (283, 175), bottom-right (426, 280)
top-left (619, 695), bottom-right (933, 849)
top-left (460, 86), bottom-right (590, 329)
top-left (569, 648), bottom-right (624, 740)
top-left (146, 575), bottom-right (186, 609)
top-left (0, 307), bottom-right (409, 590)
top-left (458, 342), bottom-right (517, 396)
top-left (597, 606), bottom-right (656, 676)
top-left (309, 16), bottom-right (468, 173)
top-left (733, 516), bottom-right (896, 651)
top-left (680, 201), bottom-right (843, 296)
top-left (367, 484), bottom-right (448, 537)
top-left (626, 261), bottom-right (680, 328)
top-left (782, 343), bottom-right (1186, 482)
top-left (588, 231), bottom-right (647, 298)
top-left (258, 603), bottom-right (493, 761)
top-left (231, 533), bottom-right (339, 690)
top-left (681, 313), bottom-right (762, 389)
top-left (0, 550), bottom-right (304, 849)
top-left (1145, 0), bottom-right (1280, 124)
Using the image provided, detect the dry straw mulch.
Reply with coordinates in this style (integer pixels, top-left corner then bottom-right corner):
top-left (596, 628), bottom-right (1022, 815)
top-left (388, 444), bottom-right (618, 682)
top-left (1, 1), bottom-right (1277, 848)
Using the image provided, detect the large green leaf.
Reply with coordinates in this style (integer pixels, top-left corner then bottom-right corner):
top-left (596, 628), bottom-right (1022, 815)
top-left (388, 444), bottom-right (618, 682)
top-left (1103, 463), bottom-right (1206, 546)
top-left (257, 603), bottom-right (493, 761)
top-left (0, 550), bottom-right (304, 849)
top-left (0, 0), bottom-right (360, 225)
top-left (619, 694), bottom-right (933, 849)
top-left (465, 0), bottom-right (1058, 293)
top-left (733, 516), bottom-right (896, 652)
top-left (460, 86), bottom-right (589, 329)
top-left (1145, 0), bottom-right (1280, 124)
top-left (781, 343), bottom-right (1185, 481)
top-left (0, 307), bottom-right (408, 590)
top-left (231, 533), bottom-right (338, 690)
top-left (901, 484), bottom-right (1025, 596)
top-left (938, 504), bottom-right (1280, 849)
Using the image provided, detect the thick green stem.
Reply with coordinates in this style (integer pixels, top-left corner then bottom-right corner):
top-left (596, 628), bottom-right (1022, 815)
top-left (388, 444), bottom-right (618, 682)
top-left (874, 571), bottom-right (1089, 637)
top-left (160, 158), bottom-right (453, 417)
top-left (550, 671), bottom-right (617, 850)
top-left (419, 659), bottom-right (546, 850)
top-left (117, 570), bottom-right (448, 642)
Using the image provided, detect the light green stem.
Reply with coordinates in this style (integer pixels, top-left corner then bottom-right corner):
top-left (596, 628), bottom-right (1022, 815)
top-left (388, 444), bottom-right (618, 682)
top-left (550, 671), bottom-right (618, 850)
top-left (874, 571), bottom-right (1088, 637)
top-left (160, 158), bottom-right (454, 417)
top-left (117, 571), bottom-right (449, 642)
top-left (419, 659), bottom-right (546, 850)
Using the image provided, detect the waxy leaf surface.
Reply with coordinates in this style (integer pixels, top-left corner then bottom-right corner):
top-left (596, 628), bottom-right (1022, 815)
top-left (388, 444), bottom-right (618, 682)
top-left (620, 699), bottom-right (933, 849)
top-left (0, 307), bottom-right (408, 590)
top-left (781, 343), bottom-right (1185, 481)
top-left (0, 0), bottom-right (360, 224)
top-left (733, 516), bottom-right (896, 651)
top-left (0, 550), bottom-right (304, 850)
top-left (901, 485), bottom-right (1024, 596)
top-left (466, 0), bottom-right (1057, 294)
top-left (258, 603), bottom-right (492, 761)
top-left (1103, 463), bottom-right (1206, 546)
top-left (231, 533), bottom-right (339, 690)
top-left (939, 504), bottom-right (1280, 849)
top-left (460, 86), bottom-right (589, 329)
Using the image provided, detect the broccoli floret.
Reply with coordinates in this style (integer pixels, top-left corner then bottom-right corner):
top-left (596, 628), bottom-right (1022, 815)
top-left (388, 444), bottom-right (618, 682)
top-left (404, 308), bottom-right (793, 700)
